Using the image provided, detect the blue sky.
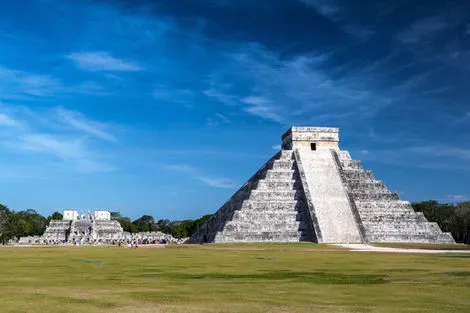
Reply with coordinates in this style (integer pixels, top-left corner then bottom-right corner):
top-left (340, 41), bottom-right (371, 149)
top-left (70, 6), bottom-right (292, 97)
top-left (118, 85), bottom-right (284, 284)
top-left (0, 0), bottom-right (469, 220)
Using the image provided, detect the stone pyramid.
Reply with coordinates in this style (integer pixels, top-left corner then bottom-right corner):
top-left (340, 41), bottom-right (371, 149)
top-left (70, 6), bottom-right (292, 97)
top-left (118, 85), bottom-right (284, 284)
top-left (188, 127), bottom-right (455, 244)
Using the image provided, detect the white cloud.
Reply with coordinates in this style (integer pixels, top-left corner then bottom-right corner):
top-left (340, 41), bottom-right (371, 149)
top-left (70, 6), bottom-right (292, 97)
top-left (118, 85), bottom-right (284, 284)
top-left (206, 44), bottom-right (392, 124)
top-left (0, 105), bottom-right (116, 174)
top-left (241, 96), bottom-right (268, 106)
top-left (195, 176), bottom-right (236, 188)
top-left (215, 113), bottom-right (231, 124)
top-left (55, 107), bottom-right (117, 142)
top-left (165, 164), bottom-right (197, 174)
top-left (207, 113), bottom-right (231, 127)
top-left (299, 0), bottom-right (342, 17)
top-left (243, 102), bottom-right (283, 123)
top-left (298, 0), bottom-right (375, 40)
top-left (67, 52), bottom-right (143, 72)
top-left (272, 144), bottom-right (282, 150)
top-left (0, 65), bottom-right (61, 98)
top-left (152, 87), bottom-right (194, 106)
top-left (408, 146), bottom-right (470, 161)
top-left (356, 144), bottom-right (470, 172)
top-left (203, 88), bottom-right (237, 106)
top-left (165, 163), bottom-right (236, 188)
top-left (397, 15), bottom-right (449, 44)
top-left (0, 112), bottom-right (21, 127)
top-left (18, 133), bottom-right (85, 159)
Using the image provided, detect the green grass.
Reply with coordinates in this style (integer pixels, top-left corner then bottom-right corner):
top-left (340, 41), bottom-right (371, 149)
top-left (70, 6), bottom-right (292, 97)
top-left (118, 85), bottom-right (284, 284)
top-left (1, 244), bottom-right (469, 313)
top-left (371, 242), bottom-right (470, 250)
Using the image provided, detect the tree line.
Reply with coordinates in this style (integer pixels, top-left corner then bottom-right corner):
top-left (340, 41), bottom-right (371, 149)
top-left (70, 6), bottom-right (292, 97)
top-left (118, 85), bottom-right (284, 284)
top-left (412, 201), bottom-right (470, 244)
top-left (1, 201), bottom-right (469, 244)
top-left (110, 212), bottom-right (213, 239)
top-left (0, 204), bottom-right (213, 243)
top-left (0, 204), bottom-right (62, 244)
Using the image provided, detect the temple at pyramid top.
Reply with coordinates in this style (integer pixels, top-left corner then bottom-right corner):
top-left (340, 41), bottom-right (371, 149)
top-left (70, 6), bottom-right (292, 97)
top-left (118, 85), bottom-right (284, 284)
top-left (188, 126), bottom-right (455, 244)
top-left (281, 127), bottom-right (339, 150)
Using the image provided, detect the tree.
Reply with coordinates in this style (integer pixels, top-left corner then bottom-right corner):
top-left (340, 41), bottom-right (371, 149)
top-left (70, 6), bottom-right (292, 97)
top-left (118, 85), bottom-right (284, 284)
top-left (0, 204), bottom-right (12, 244)
top-left (47, 211), bottom-right (63, 221)
top-left (117, 218), bottom-right (137, 233)
top-left (8, 210), bottom-right (48, 239)
top-left (156, 219), bottom-right (171, 233)
top-left (110, 212), bottom-right (123, 220)
top-left (455, 202), bottom-right (470, 244)
top-left (412, 201), bottom-right (455, 232)
top-left (133, 215), bottom-right (156, 232)
top-left (170, 222), bottom-right (189, 239)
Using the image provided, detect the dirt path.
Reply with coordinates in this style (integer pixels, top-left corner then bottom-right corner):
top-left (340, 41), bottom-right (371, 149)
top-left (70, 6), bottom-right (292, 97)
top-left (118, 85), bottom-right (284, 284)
top-left (333, 243), bottom-right (470, 254)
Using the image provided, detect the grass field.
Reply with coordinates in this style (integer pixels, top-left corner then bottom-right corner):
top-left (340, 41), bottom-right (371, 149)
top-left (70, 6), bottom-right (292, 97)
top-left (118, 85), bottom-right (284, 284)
top-left (1, 243), bottom-right (469, 313)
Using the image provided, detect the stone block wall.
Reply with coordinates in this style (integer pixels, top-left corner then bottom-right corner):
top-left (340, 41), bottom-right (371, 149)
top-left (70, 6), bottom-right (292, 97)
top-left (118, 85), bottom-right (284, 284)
top-left (335, 150), bottom-right (455, 243)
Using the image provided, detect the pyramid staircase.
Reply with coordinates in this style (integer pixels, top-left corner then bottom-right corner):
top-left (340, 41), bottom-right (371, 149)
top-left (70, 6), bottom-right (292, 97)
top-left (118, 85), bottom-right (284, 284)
top-left (335, 151), bottom-right (455, 243)
top-left (189, 151), bottom-right (315, 243)
top-left (188, 127), bottom-right (455, 244)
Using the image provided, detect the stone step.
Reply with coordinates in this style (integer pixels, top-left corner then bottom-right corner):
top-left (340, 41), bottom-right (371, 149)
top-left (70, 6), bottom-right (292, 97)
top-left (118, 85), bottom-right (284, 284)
top-left (256, 180), bottom-right (297, 190)
top-left (216, 231), bottom-right (302, 242)
top-left (367, 233), bottom-right (455, 243)
top-left (359, 211), bottom-right (427, 222)
top-left (271, 160), bottom-right (295, 170)
top-left (350, 191), bottom-right (400, 201)
top-left (265, 170), bottom-right (295, 180)
top-left (340, 160), bottom-right (363, 170)
top-left (233, 211), bottom-right (300, 220)
top-left (346, 180), bottom-right (386, 191)
top-left (337, 151), bottom-right (352, 160)
top-left (358, 211), bottom-right (418, 218)
top-left (361, 218), bottom-right (428, 225)
top-left (355, 200), bottom-right (412, 210)
top-left (363, 223), bottom-right (442, 232)
top-left (241, 201), bottom-right (299, 211)
top-left (249, 190), bottom-right (299, 201)
top-left (223, 221), bottom-right (301, 232)
top-left (343, 170), bottom-right (375, 180)
top-left (278, 150), bottom-right (294, 160)
top-left (360, 210), bottom-right (423, 216)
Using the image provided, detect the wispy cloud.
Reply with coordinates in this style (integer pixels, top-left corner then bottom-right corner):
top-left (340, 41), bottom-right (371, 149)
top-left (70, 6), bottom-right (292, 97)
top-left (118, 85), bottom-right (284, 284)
top-left (408, 146), bottom-right (470, 161)
top-left (204, 44), bottom-right (391, 124)
top-left (165, 163), bottom-right (236, 188)
top-left (195, 176), bottom-right (236, 188)
top-left (299, 0), bottom-right (375, 40)
top-left (18, 133), bottom-right (86, 159)
top-left (152, 86), bottom-right (195, 106)
top-left (55, 107), bottom-right (117, 142)
top-left (0, 104), bottom-right (116, 174)
top-left (397, 15), bottom-right (449, 44)
top-left (0, 65), bottom-right (61, 98)
top-left (215, 113), bottom-right (231, 124)
top-left (240, 96), bottom-right (283, 123)
top-left (203, 88), bottom-right (237, 106)
top-left (299, 0), bottom-right (342, 17)
top-left (356, 144), bottom-right (470, 171)
top-left (0, 112), bottom-right (21, 127)
top-left (207, 113), bottom-right (231, 127)
top-left (67, 52), bottom-right (143, 72)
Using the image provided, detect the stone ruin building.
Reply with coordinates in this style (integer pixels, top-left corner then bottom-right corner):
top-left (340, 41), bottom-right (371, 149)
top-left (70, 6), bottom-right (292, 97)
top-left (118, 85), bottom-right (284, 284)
top-left (40, 210), bottom-right (123, 243)
top-left (189, 127), bottom-right (455, 244)
top-left (18, 210), bottom-right (181, 245)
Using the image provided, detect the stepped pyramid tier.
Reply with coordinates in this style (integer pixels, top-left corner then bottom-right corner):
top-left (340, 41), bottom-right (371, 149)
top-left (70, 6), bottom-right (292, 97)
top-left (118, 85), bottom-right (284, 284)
top-left (188, 127), bottom-right (455, 244)
top-left (20, 210), bottom-right (124, 244)
top-left (42, 220), bottom-right (71, 242)
top-left (17, 210), bottom-right (185, 245)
